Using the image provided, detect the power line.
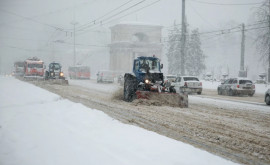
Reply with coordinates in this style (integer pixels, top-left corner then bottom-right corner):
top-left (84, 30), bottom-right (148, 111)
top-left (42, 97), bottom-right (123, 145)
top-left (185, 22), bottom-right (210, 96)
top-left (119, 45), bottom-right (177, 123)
top-left (189, 0), bottom-right (264, 6)
top-left (77, 0), bottom-right (147, 33)
top-left (0, 1), bottom-right (96, 28)
top-left (76, 0), bottom-right (162, 36)
top-left (165, 21), bottom-right (268, 38)
top-left (53, 41), bottom-right (109, 48)
top-left (163, 25), bottom-right (269, 42)
top-left (187, 3), bottom-right (217, 29)
top-left (77, 0), bottom-right (137, 31)
top-left (0, 8), bottom-right (70, 33)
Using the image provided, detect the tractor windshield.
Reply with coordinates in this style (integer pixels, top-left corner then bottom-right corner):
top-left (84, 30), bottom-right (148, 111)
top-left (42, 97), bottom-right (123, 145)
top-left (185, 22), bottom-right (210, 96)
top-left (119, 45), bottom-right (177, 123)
top-left (139, 59), bottom-right (160, 72)
top-left (50, 63), bottom-right (61, 70)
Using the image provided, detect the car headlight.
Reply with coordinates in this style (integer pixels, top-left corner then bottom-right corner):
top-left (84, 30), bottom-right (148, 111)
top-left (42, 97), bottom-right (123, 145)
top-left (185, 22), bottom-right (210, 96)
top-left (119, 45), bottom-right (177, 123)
top-left (145, 79), bottom-right (150, 84)
top-left (60, 72), bottom-right (64, 77)
top-left (50, 73), bottom-right (53, 76)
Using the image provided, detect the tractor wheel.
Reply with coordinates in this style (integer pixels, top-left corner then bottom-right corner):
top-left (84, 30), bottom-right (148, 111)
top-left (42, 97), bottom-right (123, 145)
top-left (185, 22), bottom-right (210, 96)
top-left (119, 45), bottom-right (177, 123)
top-left (265, 95), bottom-right (270, 105)
top-left (124, 78), bottom-right (136, 102)
top-left (169, 86), bottom-right (176, 93)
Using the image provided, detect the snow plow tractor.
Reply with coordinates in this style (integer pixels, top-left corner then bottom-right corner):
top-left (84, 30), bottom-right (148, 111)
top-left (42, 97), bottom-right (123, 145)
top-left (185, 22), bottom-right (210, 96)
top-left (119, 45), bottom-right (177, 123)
top-left (45, 62), bottom-right (68, 85)
top-left (123, 56), bottom-right (188, 108)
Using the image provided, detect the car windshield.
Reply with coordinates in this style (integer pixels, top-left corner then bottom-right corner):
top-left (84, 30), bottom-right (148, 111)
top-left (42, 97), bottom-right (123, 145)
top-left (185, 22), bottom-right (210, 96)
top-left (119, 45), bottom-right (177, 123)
top-left (166, 76), bottom-right (176, 79)
top-left (28, 63), bottom-right (43, 68)
top-left (53, 64), bottom-right (61, 70)
top-left (239, 80), bottom-right (253, 84)
top-left (183, 77), bottom-right (199, 81)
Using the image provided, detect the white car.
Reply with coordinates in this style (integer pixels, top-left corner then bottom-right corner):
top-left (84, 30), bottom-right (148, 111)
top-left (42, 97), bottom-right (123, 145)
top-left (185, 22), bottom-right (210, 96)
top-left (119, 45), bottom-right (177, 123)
top-left (173, 76), bottom-right (202, 94)
top-left (96, 70), bottom-right (114, 83)
top-left (164, 75), bottom-right (177, 83)
top-left (217, 78), bottom-right (255, 96)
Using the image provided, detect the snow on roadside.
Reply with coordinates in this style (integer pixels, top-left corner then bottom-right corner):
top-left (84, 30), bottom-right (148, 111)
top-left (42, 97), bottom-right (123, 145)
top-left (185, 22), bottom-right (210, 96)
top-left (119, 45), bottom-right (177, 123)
top-left (0, 77), bottom-right (61, 108)
top-left (189, 95), bottom-right (270, 112)
top-left (0, 77), bottom-right (238, 165)
top-left (69, 79), bottom-right (120, 93)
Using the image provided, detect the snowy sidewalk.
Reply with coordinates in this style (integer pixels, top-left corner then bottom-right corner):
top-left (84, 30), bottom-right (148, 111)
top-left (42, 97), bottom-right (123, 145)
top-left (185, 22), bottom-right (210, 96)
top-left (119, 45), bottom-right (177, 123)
top-left (0, 77), bottom-right (238, 165)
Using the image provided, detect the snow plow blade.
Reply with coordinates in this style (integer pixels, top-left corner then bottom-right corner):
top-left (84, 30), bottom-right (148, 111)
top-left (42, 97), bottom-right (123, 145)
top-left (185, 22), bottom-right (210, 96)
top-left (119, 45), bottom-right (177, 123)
top-left (135, 91), bottom-right (188, 108)
top-left (47, 79), bottom-right (69, 85)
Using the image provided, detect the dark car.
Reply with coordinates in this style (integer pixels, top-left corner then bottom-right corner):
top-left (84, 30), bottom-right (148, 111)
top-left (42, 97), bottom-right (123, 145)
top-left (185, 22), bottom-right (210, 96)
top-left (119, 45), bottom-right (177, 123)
top-left (265, 89), bottom-right (270, 105)
top-left (217, 78), bottom-right (255, 96)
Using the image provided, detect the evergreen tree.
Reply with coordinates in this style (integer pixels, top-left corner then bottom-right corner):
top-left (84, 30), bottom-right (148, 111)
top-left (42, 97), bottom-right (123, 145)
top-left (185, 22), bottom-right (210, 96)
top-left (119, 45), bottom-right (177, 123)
top-left (186, 29), bottom-right (206, 76)
top-left (166, 23), bottom-right (181, 75)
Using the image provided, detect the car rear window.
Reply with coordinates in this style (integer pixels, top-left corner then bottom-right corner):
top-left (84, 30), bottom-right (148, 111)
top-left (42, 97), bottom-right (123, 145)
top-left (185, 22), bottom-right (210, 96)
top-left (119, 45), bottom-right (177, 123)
top-left (183, 77), bottom-right (199, 81)
top-left (239, 80), bottom-right (252, 84)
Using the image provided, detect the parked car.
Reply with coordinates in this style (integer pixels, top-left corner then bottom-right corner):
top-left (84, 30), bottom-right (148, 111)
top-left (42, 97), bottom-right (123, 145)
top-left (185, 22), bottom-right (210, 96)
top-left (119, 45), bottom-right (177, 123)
top-left (217, 78), bottom-right (255, 96)
top-left (265, 89), bottom-right (270, 105)
top-left (173, 76), bottom-right (202, 94)
top-left (255, 78), bottom-right (267, 84)
top-left (96, 70), bottom-right (114, 83)
top-left (164, 75), bottom-right (177, 83)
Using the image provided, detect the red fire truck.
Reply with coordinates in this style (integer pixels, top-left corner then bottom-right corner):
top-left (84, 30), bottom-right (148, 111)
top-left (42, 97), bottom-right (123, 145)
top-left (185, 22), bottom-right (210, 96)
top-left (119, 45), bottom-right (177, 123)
top-left (24, 57), bottom-right (45, 78)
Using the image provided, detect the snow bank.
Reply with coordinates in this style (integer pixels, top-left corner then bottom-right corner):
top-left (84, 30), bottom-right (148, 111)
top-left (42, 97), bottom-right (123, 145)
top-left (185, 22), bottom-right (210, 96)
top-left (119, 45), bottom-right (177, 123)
top-left (0, 77), bottom-right (238, 165)
top-left (0, 77), bottom-right (61, 108)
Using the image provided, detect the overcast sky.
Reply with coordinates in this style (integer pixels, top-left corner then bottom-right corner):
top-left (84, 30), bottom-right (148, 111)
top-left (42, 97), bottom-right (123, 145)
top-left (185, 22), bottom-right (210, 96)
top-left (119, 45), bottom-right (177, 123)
top-left (0, 0), bottom-right (265, 79)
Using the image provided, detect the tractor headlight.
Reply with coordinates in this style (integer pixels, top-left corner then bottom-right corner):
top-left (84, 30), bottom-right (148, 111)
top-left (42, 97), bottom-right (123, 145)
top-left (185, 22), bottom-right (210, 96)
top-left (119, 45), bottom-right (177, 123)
top-left (60, 72), bottom-right (64, 77)
top-left (145, 79), bottom-right (150, 84)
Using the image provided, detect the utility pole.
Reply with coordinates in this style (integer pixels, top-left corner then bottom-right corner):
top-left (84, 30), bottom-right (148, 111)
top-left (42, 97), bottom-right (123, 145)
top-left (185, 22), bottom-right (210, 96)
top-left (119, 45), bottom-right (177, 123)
top-left (268, 0), bottom-right (270, 83)
top-left (180, 0), bottom-right (186, 76)
top-left (71, 21), bottom-right (78, 66)
top-left (239, 23), bottom-right (246, 77)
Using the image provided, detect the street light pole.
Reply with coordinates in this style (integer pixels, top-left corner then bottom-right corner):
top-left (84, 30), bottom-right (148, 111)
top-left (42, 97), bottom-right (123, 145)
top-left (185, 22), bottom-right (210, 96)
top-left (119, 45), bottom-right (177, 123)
top-left (181, 0), bottom-right (186, 76)
top-left (268, 0), bottom-right (270, 83)
top-left (71, 21), bottom-right (78, 66)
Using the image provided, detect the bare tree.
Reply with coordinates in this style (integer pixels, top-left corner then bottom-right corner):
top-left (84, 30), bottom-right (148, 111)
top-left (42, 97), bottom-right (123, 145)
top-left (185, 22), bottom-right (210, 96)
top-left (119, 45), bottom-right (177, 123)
top-left (254, 0), bottom-right (270, 63)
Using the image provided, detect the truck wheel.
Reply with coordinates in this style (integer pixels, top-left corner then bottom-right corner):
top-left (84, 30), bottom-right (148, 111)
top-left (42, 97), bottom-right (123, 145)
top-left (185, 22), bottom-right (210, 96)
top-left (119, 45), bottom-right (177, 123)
top-left (124, 79), bottom-right (136, 102)
top-left (266, 95), bottom-right (270, 105)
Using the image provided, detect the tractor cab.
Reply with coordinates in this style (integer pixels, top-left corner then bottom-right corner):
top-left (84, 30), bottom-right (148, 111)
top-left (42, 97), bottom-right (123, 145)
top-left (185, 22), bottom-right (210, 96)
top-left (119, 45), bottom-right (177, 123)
top-left (133, 56), bottom-right (163, 84)
top-left (45, 62), bottom-right (65, 79)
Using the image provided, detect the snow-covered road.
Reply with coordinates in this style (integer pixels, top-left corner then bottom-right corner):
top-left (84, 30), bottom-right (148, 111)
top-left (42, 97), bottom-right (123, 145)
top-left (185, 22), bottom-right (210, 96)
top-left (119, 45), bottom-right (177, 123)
top-left (0, 76), bottom-right (239, 165)
top-left (20, 78), bottom-right (269, 165)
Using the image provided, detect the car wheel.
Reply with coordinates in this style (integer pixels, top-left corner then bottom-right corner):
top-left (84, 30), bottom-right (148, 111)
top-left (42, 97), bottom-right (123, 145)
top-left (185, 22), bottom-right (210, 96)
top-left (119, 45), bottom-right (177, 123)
top-left (265, 95), bottom-right (270, 105)
top-left (248, 93), bottom-right (254, 97)
top-left (218, 88), bottom-right (222, 95)
top-left (228, 89), bottom-right (234, 96)
top-left (197, 92), bottom-right (201, 95)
